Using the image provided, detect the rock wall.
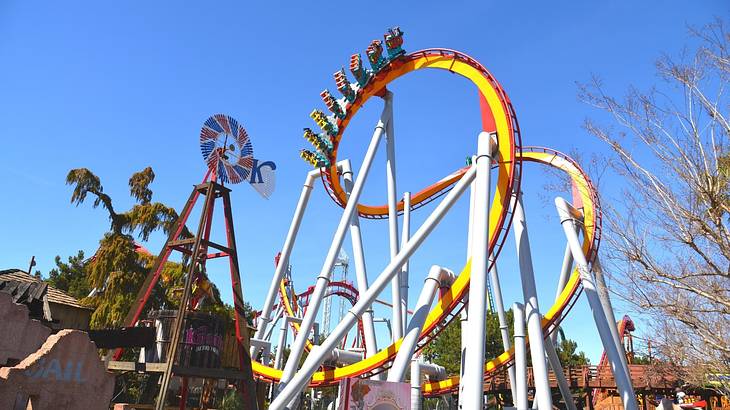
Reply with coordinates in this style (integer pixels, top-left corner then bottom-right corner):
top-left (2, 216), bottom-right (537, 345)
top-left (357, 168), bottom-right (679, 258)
top-left (0, 293), bottom-right (114, 409)
top-left (0, 292), bottom-right (51, 365)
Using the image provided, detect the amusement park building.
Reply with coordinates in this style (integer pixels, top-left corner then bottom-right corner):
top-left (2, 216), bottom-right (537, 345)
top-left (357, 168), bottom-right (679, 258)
top-left (0, 269), bottom-right (92, 331)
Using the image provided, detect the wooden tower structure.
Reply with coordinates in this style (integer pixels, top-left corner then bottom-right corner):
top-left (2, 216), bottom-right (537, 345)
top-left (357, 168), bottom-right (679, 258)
top-left (111, 113), bottom-right (265, 409)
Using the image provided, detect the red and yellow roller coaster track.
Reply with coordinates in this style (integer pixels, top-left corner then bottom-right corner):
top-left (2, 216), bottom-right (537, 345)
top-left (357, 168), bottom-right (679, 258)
top-left (252, 41), bottom-right (601, 396)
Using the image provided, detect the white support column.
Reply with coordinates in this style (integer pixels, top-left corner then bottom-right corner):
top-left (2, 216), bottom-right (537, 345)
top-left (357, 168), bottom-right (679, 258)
top-left (544, 334), bottom-right (577, 410)
top-left (555, 241), bottom-right (574, 302)
top-left (400, 192), bottom-right (411, 332)
top-left (411, 356), bottom-right (422, 410)
top-left (593, 257), bottom-right (632, 379)
top-left (419, 362), bottom-right (446, 380)
top-left (253, 168), bottom-right (320, 355)
top-left (513, 303), bottom-right (528, 410)
top-left (265, 307), bottom-right (284, 342)
top-left (388, 266), bottom-right (454, 382)
top-left (341, 160), bottom-right (380, 365)
top-left (467, 155), bottom-right (477, 257)
top-left (384, 91), bottom-right (403, 341)
top-left (555, 197), bottom-right (638, 410)
top-left (488, 255), bottom-right (518, 401)
top-left (512, 192), bottom-right (553, 410)
top-left (462, 132), bottom-right (496, 410)
top-left (276, 101), bottom-right (391, 398)
top-left (551, 237), bottom-right (575, 345)
top-left (269, 164), bottom-right (478, 409)
top-left (459, 157), bottom-right (476, 409)
top-left (458, 308), bottom-right (468, 410)
top-left (323, 348), bottom-right (364, 365)
top-left (373, 317), bottom-right (393, 342)
top-left (275, 316), bottom-right (301, 371)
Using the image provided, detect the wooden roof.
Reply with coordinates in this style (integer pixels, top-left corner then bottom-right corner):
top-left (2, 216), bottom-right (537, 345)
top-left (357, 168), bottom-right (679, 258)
top-left (0, 269), bottom-right (92, 310)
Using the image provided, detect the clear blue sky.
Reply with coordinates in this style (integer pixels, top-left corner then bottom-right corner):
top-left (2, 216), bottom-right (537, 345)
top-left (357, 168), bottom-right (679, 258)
top-left (1, 2), bottom-right (725, 364)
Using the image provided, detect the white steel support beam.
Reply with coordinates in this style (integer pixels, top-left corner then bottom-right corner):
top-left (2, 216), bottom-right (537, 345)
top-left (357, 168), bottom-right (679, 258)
top-left (488, 255), bottom-right (518, 401)
top-left (274, 319), bottom-right (288, 371)
top-left (276, 100), bottom-right (391, 398)
top-left (341, 160), bottom-right (380, 365)
top-left (269, 163), bottom-right (478, 409)
top-left (400, 191), bottom-right (411, 334)
top-left (513, 303), bottom-right (528, 410)
top-left (544, 334), bottom-right (577, 410)
top-left (275, 316), bottom-right (302, 370)
top-left (459, 157), bottom-right (476, 409)
top-left (411, 356), bottom-right (422, 410)
top-left (593, 257), bottom-right (632, 379)
top-left (512, 192), bottom-right (553, 410)
top-left (388, 265), bottom-right (454, 382)
top-left (385, 91), bottom-right (403, 341)
top-left (265, 307), bottom-right (284, 342)
top-left (551, 228), bottom-right (576, 345)
top-left (555, 197), bottom-right (638, 410)
top-left (253, 168), bottom-right (321, 355)
top-left (250, 339), bottom-right (271, 365)
top-left (323, 348), bottom-right (364, 365)
top-left (461, 132), bottom-right (495, 409)
top-left (419, 362), bottom-right (446, 379)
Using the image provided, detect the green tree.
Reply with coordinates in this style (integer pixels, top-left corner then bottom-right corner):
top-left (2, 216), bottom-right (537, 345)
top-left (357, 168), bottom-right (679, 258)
top-left (631, 354), bottom-right (652, 365)
top-left (556, 337), bottom-right (590, 366)
top-left (421, 310), bottom-right (514, 376)
top-left (422, 309), bottom-right (590, 375)
top-left (45, 250), bottom-right (90, 300)
top-left (220, 388), bottom-right (244, 410)
top-left (66, 167), bottom-right (190, 328)
top-left (421, 316), bottom-right (463, 375)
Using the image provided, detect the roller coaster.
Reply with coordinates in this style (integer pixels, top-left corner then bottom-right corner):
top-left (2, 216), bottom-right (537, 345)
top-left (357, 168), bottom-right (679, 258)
top-left (245, 27), bottom-right (640, 410)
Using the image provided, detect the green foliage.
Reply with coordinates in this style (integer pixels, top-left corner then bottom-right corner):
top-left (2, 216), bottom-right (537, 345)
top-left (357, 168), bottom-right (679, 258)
top-left (63, 166), bottom-right (249, 330)
top-left (421, 310), bottom-right (514, 376)
top-left (485, 309), bottom-right (513, 358)
top-left (556, 337), bottom-right (590, 366)
top-left (67, 168), bottom-right (114, 213)
top-left (631, 354), bottom-right (652, 365)
top-left (421, 316), bottom-right (463, 375)
top-left (86, 233), bottom-right (140, 290)
top-left (199, 300), bottom-right (256, 330)
top-left (422, 307), bottom-right (591, 378)
top-left (46, 250), bottom-right (91, 300)
top-left (66, 167), bottom-right (190, 239)
top-left (220, 388), bottom-right (244, 410)
top-left (65, 167), bottom-right (194, 329)
top-left (127, 202), bottom-right (179, 242)
top-left (128, 167), bottom-right (155, 204)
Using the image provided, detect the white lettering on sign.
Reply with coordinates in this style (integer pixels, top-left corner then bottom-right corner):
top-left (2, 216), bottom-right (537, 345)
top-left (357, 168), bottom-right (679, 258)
top-left (23, 358), bottom-right (87, 383)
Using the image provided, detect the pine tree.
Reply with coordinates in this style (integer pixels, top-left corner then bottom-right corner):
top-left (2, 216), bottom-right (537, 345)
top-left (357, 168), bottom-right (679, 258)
top-left (66, 167), bottom-right (190, 328)
top-left (46, 250), bottom-right (90, 300)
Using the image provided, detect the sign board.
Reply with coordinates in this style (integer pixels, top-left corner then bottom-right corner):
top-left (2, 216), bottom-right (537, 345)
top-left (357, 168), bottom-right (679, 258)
top-left (337, 378), bottom-right (410, 410)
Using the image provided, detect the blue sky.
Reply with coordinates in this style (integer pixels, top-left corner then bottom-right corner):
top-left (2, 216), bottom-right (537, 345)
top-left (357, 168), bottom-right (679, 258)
top-left (0, 2), bottom-right (725, 364)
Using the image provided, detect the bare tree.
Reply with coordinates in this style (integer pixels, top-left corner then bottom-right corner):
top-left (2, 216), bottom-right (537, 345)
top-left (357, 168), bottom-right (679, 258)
top-left (580, 19), bottom-right (730, 394)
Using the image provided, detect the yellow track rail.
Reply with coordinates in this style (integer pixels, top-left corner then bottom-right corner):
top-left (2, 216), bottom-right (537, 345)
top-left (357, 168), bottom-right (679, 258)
top-left (252, 48), bottom-right (599, 392)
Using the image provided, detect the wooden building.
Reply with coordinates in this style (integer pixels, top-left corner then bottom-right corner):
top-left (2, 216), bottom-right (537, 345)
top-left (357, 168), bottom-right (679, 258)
top-left (0, 269), bottom-right (92, 331)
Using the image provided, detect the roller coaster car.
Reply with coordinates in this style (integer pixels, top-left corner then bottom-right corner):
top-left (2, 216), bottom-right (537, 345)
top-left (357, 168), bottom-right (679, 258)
top-left (366, 40), bottom-right (387, 72)
top-left (384, 27), bottom-right (405, 59)
top-left (349, 53), bottom-right (372, 87)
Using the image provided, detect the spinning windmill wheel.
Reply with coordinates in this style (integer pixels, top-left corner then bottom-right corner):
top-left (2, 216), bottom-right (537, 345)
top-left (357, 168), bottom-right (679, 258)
top-left (199, 114), bottom-right (255, 184)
